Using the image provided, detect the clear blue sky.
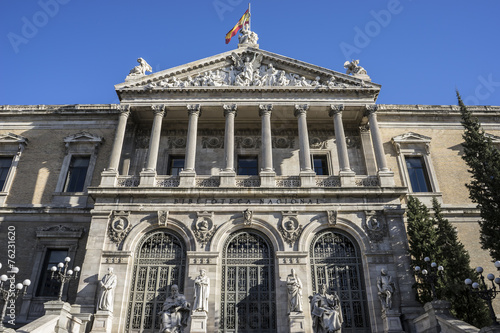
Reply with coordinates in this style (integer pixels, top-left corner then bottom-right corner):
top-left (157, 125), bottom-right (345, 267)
top-left (1, 1), bottom-right (499, 106)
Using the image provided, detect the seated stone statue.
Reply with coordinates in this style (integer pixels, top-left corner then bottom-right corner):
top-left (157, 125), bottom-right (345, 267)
top-left (310, 285), bottom-right (343, 333)
top-left (159, 285), bottom-right (190, 333)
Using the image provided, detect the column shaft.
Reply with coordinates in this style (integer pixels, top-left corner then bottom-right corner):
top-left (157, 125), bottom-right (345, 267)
top-left (330, 105), bottom-right (351, 172)
top-left (145, 105), bottom-right (165, 171)
top-left (108, 105), bottom-right (130, 172)
top-left (295, 104), bottom-right (312, 171)
top-left (259, 104), bottom-right (273, 172)
top-left (367, 106), bottom-right (389, 171)
top-left (184, 104), bottom-right (201, 172)
top-left (223, 105), bottom-right (237, 171)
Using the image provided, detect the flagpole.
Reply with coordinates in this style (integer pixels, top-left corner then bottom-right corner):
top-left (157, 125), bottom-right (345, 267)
top-left (248, 3), bottom-right (251, 31)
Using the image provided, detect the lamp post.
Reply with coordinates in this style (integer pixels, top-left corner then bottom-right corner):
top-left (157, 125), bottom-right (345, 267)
top-left (0, 263), bottom-right (30, 332)
top-left (50, 256), bottom-right (80, 302)
top-left (465, 261), bottom-right (500, 326)
top-left (414, 257), bottom-right (444, 301)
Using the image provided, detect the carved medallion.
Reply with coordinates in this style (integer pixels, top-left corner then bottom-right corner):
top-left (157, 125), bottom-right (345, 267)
top-left (279, 213), bottom-right (303, 246)
top-left (363, 210), bottom-right (387, 243)
top-left (243, 209), bottom-right (253, 226)
top-left (193, 212), bottom-right (216, 246)
top-left (108, 211), bottom-right (131, 245)
top-left (158, 211), bottom-right (169, 226)
top-left (327, 210), bottom-right (337, 225)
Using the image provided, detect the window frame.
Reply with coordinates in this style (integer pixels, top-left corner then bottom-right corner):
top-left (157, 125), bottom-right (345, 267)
top-left (167, 155), bottom-right (185, 176)
top-left (311, 153), bottom-right (331, 176)
top-left (237, 154), bottom-right (259, 175)
top-left (0, 133), bottom-right (28, 206)
top-left (391, 132), bottom-right (439, 193)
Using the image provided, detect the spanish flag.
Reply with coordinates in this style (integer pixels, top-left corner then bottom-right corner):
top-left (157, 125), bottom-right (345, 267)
top-left (225, 9), bottom-right (250, 44)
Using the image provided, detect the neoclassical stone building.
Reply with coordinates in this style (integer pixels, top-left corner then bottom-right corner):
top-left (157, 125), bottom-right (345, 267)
top-left (0, 32), bottom-right (499, 333)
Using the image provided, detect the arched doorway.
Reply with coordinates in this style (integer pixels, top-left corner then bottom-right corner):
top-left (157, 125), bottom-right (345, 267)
top-left (126, 230), bottom-right (186, 332)
top-left (220, 230), bottom-right (277, 333)
top-left (310, 230), bottom-right (370, 332)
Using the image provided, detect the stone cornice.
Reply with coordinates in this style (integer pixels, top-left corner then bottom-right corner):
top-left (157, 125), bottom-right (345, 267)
top-left (0, 104), bottom-right (119, 115)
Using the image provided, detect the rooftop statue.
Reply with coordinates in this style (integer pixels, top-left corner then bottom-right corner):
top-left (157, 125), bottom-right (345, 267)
top-left (126, 57), bottom-right (152, 80)
top-left (344, 59), bottom-right (368, 76)
top-left (238, 25), bottom-right (259, 46)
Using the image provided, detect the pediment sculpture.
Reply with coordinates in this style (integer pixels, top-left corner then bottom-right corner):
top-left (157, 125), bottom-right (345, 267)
top-left (142, 53), bottom-right (370, 90)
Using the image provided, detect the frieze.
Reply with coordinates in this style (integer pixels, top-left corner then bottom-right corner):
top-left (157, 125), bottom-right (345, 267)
top-left (167, 137), bottom-right (187, 149)
top-left (272, 136), bottom-right (295, 149)
top-left (235, 136), bottom-right (261, 149)
top-left (201, 136), bottom-right (224, 149)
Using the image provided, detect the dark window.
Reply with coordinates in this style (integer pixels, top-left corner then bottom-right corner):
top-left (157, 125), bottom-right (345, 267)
top-left (64, 156), bottom-right (90, 192)
top-left (237, 156), bottom-right (258, 175)
top-left (168, 156), bottom-right (184, 176)
top-left (406, 156), bottom-right (432, 192)
top-left (313, 155), bottom-right (329, 175)
top-left (0, 157), bottom-right (13, 191)
top-left (37, 249), bottom-right (68, 297)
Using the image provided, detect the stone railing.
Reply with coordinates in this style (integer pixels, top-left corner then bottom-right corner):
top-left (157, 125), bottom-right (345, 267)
top-left (275, 176), bottom-right (300, 187)
top-left (235, 176), bottom-right (261, 187)
top-left (315, 176), bottom-right (341, 187)
top-left (117, 175), bottom-right (140, 187)
top-left (196, 176), bottom-right (221, 188)
top-left (355, 175), bottom-right (380, 187)
top-left (156, 176), bottom-right (180, 187)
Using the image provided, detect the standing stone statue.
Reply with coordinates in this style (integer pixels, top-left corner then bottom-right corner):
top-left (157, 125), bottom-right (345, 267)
top-left (286, 269), bottom-right (303, 314)
top-left (310, 285), bottom-right (343, 333)
top-left (160, 285), bottom-right (190, 333)
top-left (97, 267), bottom-right (118, 312)
top-left (377, 268), bottom-right (395, 310)
top-left (193, 269), bottom-right (210, 313)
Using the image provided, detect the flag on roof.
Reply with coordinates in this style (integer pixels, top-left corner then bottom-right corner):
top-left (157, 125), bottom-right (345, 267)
top-left (225, 9), bottom-right (250, 44)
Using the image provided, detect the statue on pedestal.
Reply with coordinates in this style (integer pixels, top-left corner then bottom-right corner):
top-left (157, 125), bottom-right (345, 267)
top-left (193, 269), bottom-right (210, 313)
top-left (377, 268), bottom-right (395, 310)
top-left (160, 285), bottom-right (190, 333)
top-left (238, 25), bottom-right (258, 45)
top-left (97, 267), bottom-right (117, 312)
top-left (286, 269), bottom-right (303, 314)
top-left (310, 285), bottom-right (343, 333)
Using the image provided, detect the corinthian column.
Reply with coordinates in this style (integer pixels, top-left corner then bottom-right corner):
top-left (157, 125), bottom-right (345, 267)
top-left (295, 104), bottom-right (316, 187)
top-left (179, 104), bottom-right (201, 187)
top-left (140, 104), bottom-right (166, 186)
top-left (259, 104), bottom-right (275, 187)
top-left (366, 104), bottom-right (394, 187)
top-left (220, 104), bottom-right (237, 187)
top-left (330, 104), bottom-right (355, 186)
top-left (101, 104), bottom-right (130, 186)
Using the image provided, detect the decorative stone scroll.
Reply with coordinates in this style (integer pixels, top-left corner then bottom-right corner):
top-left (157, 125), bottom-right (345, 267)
top-left (108, 211), bottom-right (131, 245)
top-left (279, 212), bottom-right (303, 246)
top-left (158, 211), bottom-right (169, 226)
top-left (326, 211), bottom-right (337, 225)
top-left (235, 136), bottom-right (261, 149)
top-left (363, 210), bottom-right (387, 243)
top-left (193, 212), bottom-right (216, 246)
top-left (201, 136), bottom-right (224, 149)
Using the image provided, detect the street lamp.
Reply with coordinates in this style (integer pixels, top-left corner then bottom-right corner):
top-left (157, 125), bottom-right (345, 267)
top-left (50, 257), bottom-right (80, 302)
top-left (414, 256), bottom-right (444, 301)
top-left (0, 263), bottom-right (31, 332)
top-left (465, 261), bottom-right (500, 326)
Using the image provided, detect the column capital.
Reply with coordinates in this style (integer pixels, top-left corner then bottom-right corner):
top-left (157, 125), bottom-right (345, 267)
top-left (329, 104), bottom-right (344, 117)
top-left (294, 104), bottom-right (309, 117)
top-left (151, 104), bottom-right (166, 117)
top-left (259, 104), bottom-right (273, 116)
top-left (187, 104), bottom-right (201, 116)
top-left (365, 104), bottom-right (378, 115)
top-left (117, 104), bottom-right (131, 116)
top-left (223, 104), bottom-right (238, 117)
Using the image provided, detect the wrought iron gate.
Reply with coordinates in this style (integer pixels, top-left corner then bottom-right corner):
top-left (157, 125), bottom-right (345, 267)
top-left (126, 230), bottom-right (186, 332)
top-left (310, 230), bottom-right (370, 332)
top-left (220, 230), bottom-right (276, 333)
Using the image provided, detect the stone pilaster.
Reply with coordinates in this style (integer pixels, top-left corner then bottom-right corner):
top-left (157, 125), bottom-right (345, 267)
top-left (140, 104), bottom-right (165, 186)
top-left (180, 104), bottom-right (200, 187)
top-left (330, 104), bottom-right (355, 186)
top-left (101, 104), bottom-right (130, 186)
top-left (366, 104), bottom-right (395, 187)
top-left (220, 104), bottom-right (237, 187)
top-left (295, 104), bottom-right (315, 187)
top-left (259, 104), bottom-right (275, 187)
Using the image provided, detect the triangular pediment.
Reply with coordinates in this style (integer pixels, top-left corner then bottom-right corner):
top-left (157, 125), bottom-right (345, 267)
top-left (115, 47), bottom-right (381, 94)
top-left (392, 132), bottom-right (432, 144)
top-left (64, 131), bottom-right (103, 143)
top-left (0, 132), bottom-right (28, 144)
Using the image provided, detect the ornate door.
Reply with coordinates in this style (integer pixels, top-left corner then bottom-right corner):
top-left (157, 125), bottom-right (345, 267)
top-left (310, 230), bottom-right (370, 332)
top-left (220, 230), bottom-right (276, 333)
top-left (126, 230), bottom-right (186, 332)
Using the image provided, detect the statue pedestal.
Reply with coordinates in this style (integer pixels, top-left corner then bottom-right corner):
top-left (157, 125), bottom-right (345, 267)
top-left (190, 311), bottom-right (207, 333)
top-left (381, 309), bottom-right (404, 333)
top-left (91, 310), bottom-right (113, 333)
top-left (288, 312), bottom-right (306, 333)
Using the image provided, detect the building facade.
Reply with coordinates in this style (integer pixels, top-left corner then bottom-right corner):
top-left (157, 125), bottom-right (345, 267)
top-left (0, 33), bottom-right (499, 332)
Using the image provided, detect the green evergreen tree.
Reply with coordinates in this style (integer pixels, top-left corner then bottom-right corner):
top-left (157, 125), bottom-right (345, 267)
top-left (406, 196), bottom-right (438, 303)
top-left (458, 91), bottom-right (500, 261)
top-left (432, 198), bottom-right (491, 327)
